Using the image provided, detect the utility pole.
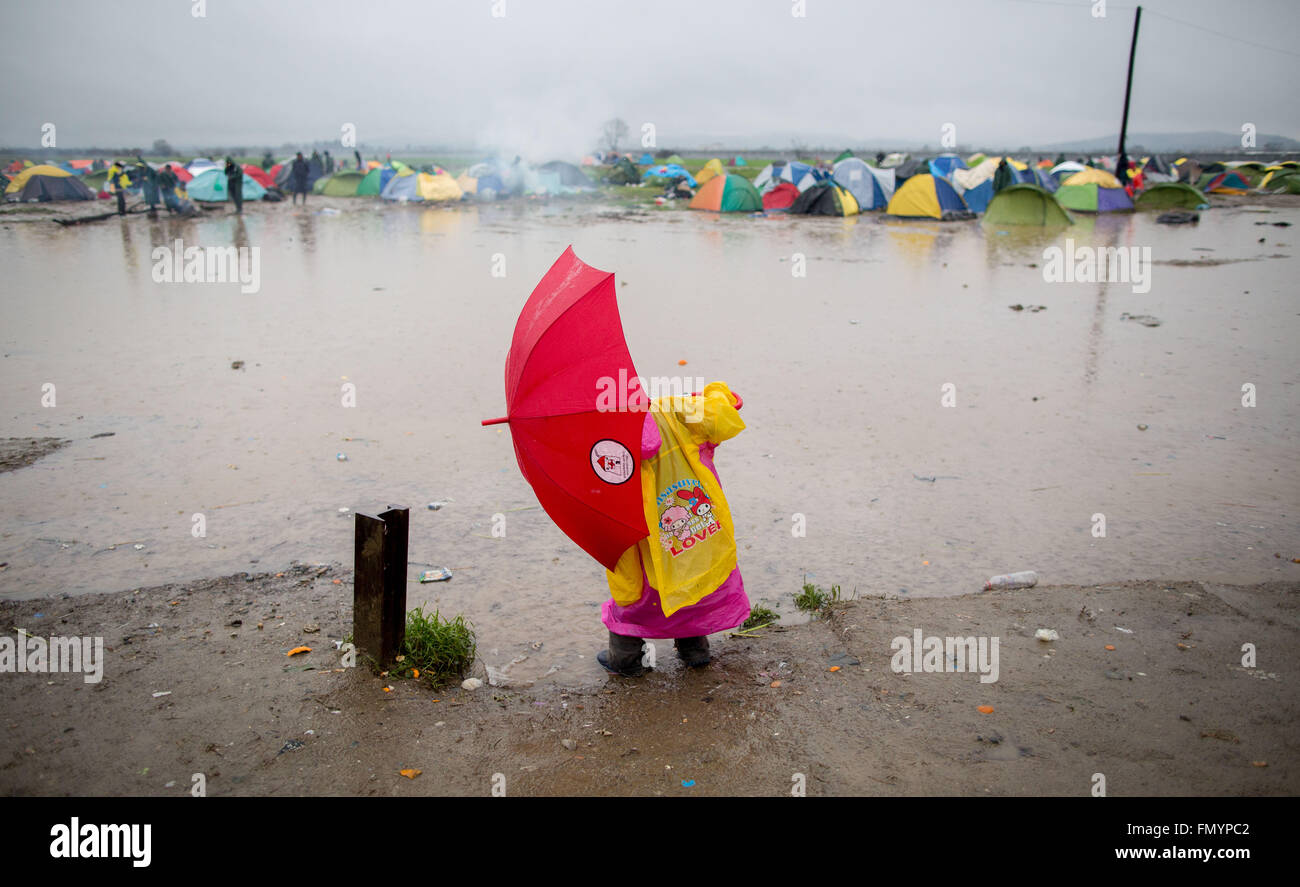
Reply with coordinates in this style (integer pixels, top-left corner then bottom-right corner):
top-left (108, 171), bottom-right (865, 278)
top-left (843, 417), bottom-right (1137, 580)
top-left (1116, 5), bottom-right (1143, 184)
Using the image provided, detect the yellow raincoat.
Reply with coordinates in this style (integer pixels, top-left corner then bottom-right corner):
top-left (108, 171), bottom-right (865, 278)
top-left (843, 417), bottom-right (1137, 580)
top-left (605, 382), bottom-right (745, 617)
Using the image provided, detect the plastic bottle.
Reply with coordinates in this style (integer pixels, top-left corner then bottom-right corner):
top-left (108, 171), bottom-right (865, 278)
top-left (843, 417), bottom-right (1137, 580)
top-left (984, 571), bottom-right (1038, 590)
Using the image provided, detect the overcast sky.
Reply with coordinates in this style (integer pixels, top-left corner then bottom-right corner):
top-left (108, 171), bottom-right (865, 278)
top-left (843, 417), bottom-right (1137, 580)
top-left (3, 0), bottom-right (1297, 155)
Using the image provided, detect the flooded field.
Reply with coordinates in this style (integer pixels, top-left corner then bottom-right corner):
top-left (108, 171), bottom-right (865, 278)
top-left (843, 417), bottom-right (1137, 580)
top-left (2, 197), bottom-right (1297, 685)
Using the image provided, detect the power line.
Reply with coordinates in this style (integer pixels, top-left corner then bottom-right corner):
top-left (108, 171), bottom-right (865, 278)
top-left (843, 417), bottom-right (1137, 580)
top-left (1003, 0), bottom-right (1300, 59)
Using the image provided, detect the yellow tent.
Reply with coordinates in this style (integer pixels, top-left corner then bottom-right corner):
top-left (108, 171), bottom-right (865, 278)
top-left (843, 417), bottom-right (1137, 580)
top-left (5, 163), bottom-right (72, 194)
top-left (1062, 168), bottom-right (1122, 188)
top-left (695, 158), bottom-right (726, 185)
top-left (417, 171), bottom-right (463, 202)
top-left (456, 172), bottom-right (477, 195)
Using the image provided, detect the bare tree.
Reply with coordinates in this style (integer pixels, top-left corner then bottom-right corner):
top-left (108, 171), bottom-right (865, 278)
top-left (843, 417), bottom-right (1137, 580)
top-left (602, 118), bottom-right (629, 153)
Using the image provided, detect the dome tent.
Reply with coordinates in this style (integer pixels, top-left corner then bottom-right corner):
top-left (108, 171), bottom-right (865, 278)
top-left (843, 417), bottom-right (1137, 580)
top-left (187, 168), bottom-right (267, 202)
top-left (1134, 182), bottom-right (1207, 210)
top-left (313, 170), bottom-right (365, 196)
top-left (832, 157), bottom-right (893, 210)
top-left (886, 174), bottom-right (973, 220)
top-left (982, 184), bottom-right (1072, 226)
top-left (688, 173), bottom-right (762, 212)
top-left (789, 183), bottom-right (859, 216)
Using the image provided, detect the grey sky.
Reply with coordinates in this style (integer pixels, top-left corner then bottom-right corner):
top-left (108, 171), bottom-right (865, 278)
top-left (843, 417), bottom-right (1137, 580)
top-left (3, 0), bottom-right (1297, 155)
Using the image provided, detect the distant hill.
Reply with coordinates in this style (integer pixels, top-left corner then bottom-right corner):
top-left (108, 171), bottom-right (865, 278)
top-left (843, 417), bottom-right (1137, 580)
top-left (1036, 131), bottom-right (1300, 153)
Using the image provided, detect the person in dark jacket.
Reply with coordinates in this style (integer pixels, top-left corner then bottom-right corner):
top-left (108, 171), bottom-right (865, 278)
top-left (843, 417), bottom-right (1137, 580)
top-left (137, 160), bottom-right (160, 211)
top-left (354, 149), bottom-right (363, 171)
top-left (158, 164), bottom-right (180, 213)
top-left (262, 151), bottom-right (274, 171)
top-left (224, 157), bottom-right (244, 214)
top-left (324, 150), bottom-right (333, 173)
top-left (290, 152), bottom-right (309, 204)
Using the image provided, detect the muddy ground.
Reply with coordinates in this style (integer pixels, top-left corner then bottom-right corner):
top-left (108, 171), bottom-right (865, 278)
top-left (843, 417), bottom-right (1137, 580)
top-left (1, 565), bottom-right (1294, 796)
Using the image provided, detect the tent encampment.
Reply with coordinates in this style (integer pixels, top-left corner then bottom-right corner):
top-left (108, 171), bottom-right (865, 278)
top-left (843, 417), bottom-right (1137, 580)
top-left (187, 168), bottom-right (267, 202)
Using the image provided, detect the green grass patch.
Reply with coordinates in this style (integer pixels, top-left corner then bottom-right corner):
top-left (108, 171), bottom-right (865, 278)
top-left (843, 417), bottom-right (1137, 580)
top-left (389, 607), bottom-right (476, 688)
top-left (742, 606), bottom-right (781, 630)
top-left (795, 581), bottom-right (852, 613)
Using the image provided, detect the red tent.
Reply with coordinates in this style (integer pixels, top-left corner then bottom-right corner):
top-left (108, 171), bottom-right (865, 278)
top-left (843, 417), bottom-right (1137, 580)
top-left (762, 182), bottom-right (799, 211)
top-left (243, 164), bottom-right (275, 188)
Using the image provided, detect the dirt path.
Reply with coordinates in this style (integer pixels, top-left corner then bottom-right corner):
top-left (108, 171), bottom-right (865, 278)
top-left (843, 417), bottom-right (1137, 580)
top-left (1, 568), bottom-right (1294, 796)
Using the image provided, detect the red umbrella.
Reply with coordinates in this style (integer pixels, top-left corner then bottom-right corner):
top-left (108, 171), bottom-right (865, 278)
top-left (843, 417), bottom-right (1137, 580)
top-left (482, 247), bottom-right (649, 570)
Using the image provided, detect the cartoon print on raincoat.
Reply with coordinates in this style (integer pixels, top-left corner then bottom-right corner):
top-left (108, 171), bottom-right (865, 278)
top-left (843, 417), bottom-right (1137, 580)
top-left (657, 485), bottom-right (720, 553)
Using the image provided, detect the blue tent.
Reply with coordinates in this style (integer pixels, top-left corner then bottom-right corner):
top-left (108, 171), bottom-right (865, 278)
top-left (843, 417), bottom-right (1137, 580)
top-left (929, 153), bottom-right (967, 180)
top-left (186, 168), bottom-right (267, 202)
top-left (961, 179), bottom-right (994, 213)
top-left (1029, 167), bottom-right (1058, 192)
top-left (638, 153), bottom-right (654, 164)
top-left (832, 157), bottom-right (889, 210)
top-left (642, 163), bottom-right (697, 186)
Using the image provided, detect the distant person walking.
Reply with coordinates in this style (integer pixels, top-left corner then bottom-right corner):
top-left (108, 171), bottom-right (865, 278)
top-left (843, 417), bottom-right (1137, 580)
top-left (290, 152), bottom-right (309, 205)
top-left (354, 149), bottom-right (363, 171)
top-left (137, 160), bottom-right (160, 212)
top-left (158, 164), bottom-right (181, 213)
top-left (262, 151), bottom-right (274, 171)
top-left (107, 160), bottom-right (130, 215)
top-left (224, 157), bottom-right (244, 214)
top-left (324, 150), bottom-right (334, 173)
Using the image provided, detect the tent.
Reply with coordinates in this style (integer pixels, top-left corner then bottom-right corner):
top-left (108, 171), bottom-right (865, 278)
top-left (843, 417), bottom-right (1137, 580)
top-left (732, 156), bottom-right (746, 166)
top-left (4, 164), bottom-right (74, 195)
top-left (357, 165), bottom-right (399, 196)
top-left (1134, 182), bottom-right (1207, 210)
top-left (242, 164), bottom-right (275, 189)
top-left (642, 163), bottom-right (696, 186)
top-left (380, 170), bottom-right (463, 202)
top-left (187, 158), bottom-right (219, 175)
top-left (1055, 169), bottom-right (1133, 212)
top-left (5, 168), bottom-right (93, 202)
top-left (313, 170), bottom-right (365, 196)
top-left (960, 180), bottom-right (995, 213)
top-left (186, 168), bottom-right (267, 202)
top-left (1203, 171), bottom-right (1251, 194)
top-left (762, 182), bottom-right (800, 211)
top-left (663, 154), bottom-right (685, 166)
top-left (885, 174), bottom-right (973, 219)
top-left (688, 173), bottom-right (762, 212)
top-left (929, 153), bottom-right (967, 179)
top-left (832, 157), bottom-right (892, 210)
top-left (1050, 160), bottom-right (1086, 180)
top-left (638, 153), bottom-right (654, 165)
top-left (753, 160), bottom-right (824, 193)
top-left (696, 158), bottom-right (726, 185)
top-left (833, 149), bottom-right (855, 164)
top-left (539, 161), bottom-right (595, 190)
top-left (789, 183), bottom-right (860, 216)
top-left (982, 184), bottom-right (1072, 226)
top-left (1259, 169), bottom-right (1300, 193)
top-left (1028, 166), bottom-right (1058, 192)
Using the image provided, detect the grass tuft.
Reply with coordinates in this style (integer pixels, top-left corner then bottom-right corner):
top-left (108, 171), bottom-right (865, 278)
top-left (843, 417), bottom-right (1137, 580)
top-left (390, 607), bottom-right (476, 688)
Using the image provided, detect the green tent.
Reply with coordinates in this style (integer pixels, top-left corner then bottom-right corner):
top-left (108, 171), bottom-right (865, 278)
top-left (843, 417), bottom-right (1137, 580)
top-left (357, 166), bottom-right (390, 195)
top-left (313, 171), bottom-right (364, 196)
top-left (982, 184), bottom-right (1072, 226)
top-left (1134, 182), bottom-right (1207, 211)
top-left (833, 149), bottom-right (854, 163)
top-left (663, 154), bottom-right (685, 166)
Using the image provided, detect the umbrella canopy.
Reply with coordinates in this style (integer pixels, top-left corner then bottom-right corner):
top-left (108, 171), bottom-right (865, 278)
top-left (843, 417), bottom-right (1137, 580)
top-left (483, 247), bottom-right (649, 570)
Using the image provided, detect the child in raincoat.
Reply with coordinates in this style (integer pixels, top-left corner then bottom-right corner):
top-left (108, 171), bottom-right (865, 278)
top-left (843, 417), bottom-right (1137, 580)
top-left (597, 382), bottom-right (750, 676)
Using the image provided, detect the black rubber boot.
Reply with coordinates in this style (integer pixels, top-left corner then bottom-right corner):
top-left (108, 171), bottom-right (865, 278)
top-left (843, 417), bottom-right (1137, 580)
top-left (597, 631), bottom-right (647, 677)
top-left (674, 636), bottom-right (711, 668)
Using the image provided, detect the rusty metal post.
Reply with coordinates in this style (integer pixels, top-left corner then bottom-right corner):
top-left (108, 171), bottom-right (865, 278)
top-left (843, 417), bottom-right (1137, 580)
top-left (352, 507), bottom-right (408, 666)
